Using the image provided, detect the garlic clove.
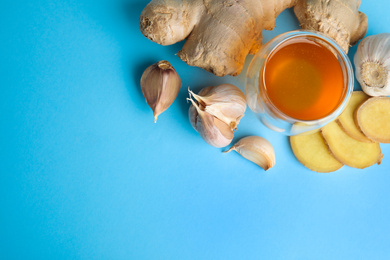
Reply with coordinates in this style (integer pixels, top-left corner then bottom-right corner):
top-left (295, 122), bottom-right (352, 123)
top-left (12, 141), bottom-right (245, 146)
top-left (224, 136), bottom-right (275, 171)
top-left (188, 98), bottom-right (233, 148)
top-left (140, 60), bottom-right (181, 122)
top-left (354, 33), bottom-right (390, 96)
top-left (188, 84), bottom-right (246, 130)
top-left (188, 102), bottom-right (198, 130)
top-left (205, 103), bottom-right (245, 131)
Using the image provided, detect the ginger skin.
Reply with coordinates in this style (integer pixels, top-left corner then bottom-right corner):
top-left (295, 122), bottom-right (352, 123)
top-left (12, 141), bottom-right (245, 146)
top-left (139, 0), bottom-right (367, 76)
top-left (139, 0), bottom-right (296, 76)
top-left (294, 0), bottom-right (368, 53)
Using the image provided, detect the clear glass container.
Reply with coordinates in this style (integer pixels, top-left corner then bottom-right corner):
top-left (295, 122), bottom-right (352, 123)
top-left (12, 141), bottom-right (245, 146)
top-left (245, 30), bottom-right (353, 135)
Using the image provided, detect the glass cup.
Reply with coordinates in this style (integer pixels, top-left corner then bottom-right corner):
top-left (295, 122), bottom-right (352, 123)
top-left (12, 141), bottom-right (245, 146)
top-left (245, 30), bottom-right (353, 135)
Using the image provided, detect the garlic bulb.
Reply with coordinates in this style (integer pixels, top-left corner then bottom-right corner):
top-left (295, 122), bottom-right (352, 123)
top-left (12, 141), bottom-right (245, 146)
top-left (140, 60), bottom-right (181, 122)
top-left (224, 136), bottom-right (275, 171)
top-left (188, 98), bottom-right (234, 148)
top-left (354, 33), bottom-right (390, 96)
top-left (188, 84), bottom-right (246, 131)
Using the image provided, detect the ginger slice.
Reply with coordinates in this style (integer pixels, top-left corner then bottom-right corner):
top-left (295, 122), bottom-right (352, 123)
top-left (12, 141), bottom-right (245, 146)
top-left (355, 97), bottom-right (390, 143)
top-left (290, 131), bottom-right (343, 173)
top-left (337, 91), bottom-right (372, 143)
top-left (321, 121), bottom-right (383, 169)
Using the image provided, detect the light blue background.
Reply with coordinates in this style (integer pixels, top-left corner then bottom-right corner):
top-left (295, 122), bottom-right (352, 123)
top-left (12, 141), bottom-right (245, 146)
top-left (1, 0), bottom-right (390, 259)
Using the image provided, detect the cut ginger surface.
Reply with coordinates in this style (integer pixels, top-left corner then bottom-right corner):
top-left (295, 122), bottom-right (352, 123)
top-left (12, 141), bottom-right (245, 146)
top-left (356, 97), bottom-right (390, 143)
top-left (321, 121), bottom-right (383, 169)
top-left (290, 131), bottom-right (343, 172)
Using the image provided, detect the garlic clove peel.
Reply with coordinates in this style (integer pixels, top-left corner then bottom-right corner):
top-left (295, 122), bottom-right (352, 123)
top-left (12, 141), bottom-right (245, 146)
top-left (189, 84), bottom-right (246, 105)
top-left (354, 33), bottom-right (390, 96)
top-left (140, 60), bottom-right (181, 122)
top-left (188, 98), bottom-right (233, 148)
top-left (205, 103), bottom-right (245, 131)
top-left (224, 136), bottom-right (275, 171)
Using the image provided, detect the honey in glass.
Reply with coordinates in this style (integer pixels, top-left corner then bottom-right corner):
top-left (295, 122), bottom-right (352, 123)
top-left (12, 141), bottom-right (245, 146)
top-left (262, 38), bottom-right (345, 121)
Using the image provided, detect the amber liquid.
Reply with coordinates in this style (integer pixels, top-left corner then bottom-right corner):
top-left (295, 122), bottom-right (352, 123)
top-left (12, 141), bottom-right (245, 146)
top-left (262, 38), bottom-right (345, 120)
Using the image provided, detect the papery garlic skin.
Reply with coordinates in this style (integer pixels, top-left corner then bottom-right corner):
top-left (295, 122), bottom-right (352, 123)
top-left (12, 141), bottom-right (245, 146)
top-left (189, 84), bottom-right (246, 131)
top-left (354, 33), bottom-right (390, 96)
top-left (188, 98), bottom-right (233, 148)
top-left (224, 136), bottom-right (275, 171)
top-left (140, 60), bottom-right (182, 122)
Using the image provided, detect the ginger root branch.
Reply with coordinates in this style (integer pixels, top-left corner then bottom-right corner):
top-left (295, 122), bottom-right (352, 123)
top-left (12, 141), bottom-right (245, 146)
top-left (140, 0), bottom-right (367, 76)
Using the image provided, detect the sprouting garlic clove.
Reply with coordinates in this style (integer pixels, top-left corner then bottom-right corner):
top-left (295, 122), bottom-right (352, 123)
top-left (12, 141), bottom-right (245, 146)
top-left (188, 98), bottom-right (233, 148)
top-left (354, 33), bottom-right (390, 96)
top-left (224, 136), bottom-right (275, 171)
top-left (140, 60), bottom-right (181, 122)
top-left (188, 84), bottom-right (246, 131)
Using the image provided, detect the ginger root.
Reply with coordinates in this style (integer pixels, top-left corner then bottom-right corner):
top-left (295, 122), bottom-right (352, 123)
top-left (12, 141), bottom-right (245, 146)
top-left (294, 0), bottom-right (368, 53)
top-left (139, 0), bottom-right (367, 76)
top-left (140, 0), bottom-right (297, 76)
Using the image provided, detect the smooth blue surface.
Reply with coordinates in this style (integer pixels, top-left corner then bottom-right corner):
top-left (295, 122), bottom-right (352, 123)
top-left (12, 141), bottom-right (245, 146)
top-left (1, 0), bottom-right (390, 259)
